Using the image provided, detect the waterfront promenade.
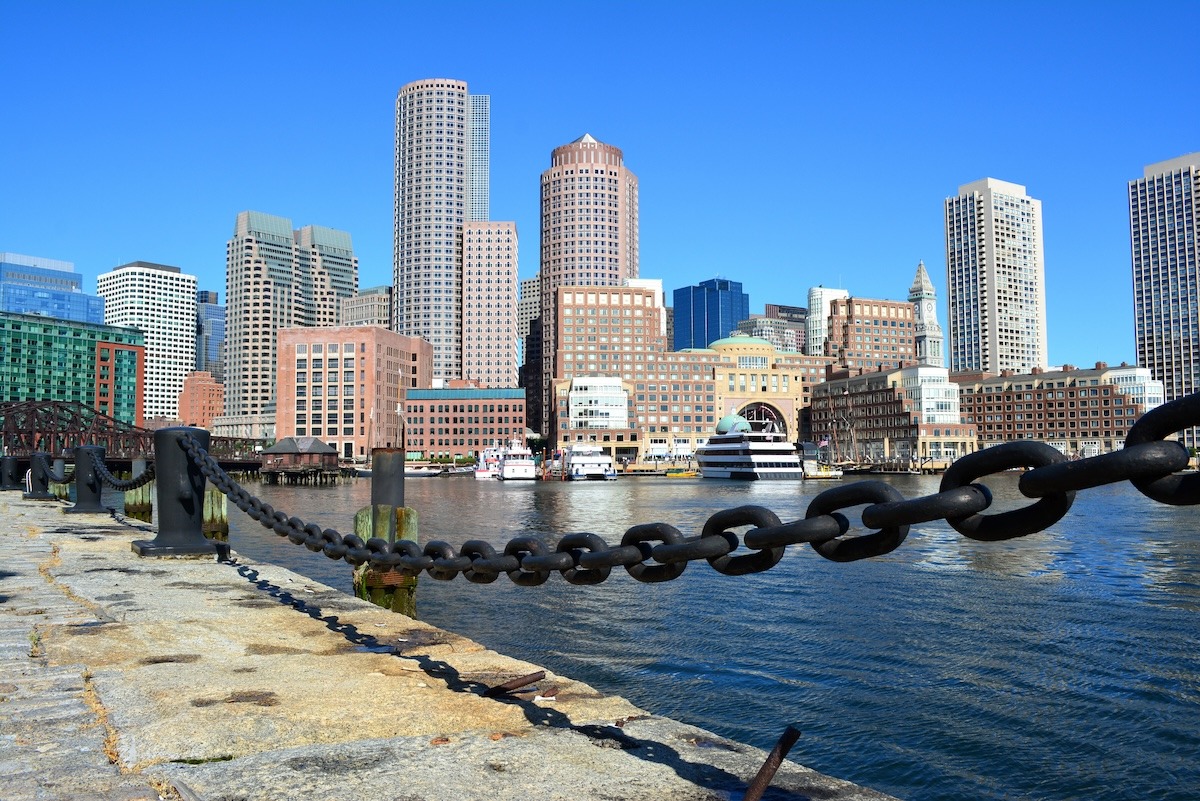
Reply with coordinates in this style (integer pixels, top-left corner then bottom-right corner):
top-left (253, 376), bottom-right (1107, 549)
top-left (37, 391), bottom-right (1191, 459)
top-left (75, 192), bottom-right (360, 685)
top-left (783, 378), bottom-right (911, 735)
top-left (0, 494), bottom-right (895, 801)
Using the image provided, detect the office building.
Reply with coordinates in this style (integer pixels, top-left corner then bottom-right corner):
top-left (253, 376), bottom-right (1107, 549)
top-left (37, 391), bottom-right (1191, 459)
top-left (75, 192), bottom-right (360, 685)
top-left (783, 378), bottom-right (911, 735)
top-left (97, 261), bottom-right (197, 420)
top-left (0, 311), bottom-right (145, 424)
top-left (672, 278), bottom-right (750, 351)
top-left (823, 296), bottom-right (916, 369)
top-left (462, 221), bottom-right (518, 387)
top-left (806, 286), bottom-right (849, 356)
top-left (1129, 153), bottom-right (1200, 446)
top-left (945, 178), bottom-right (1047, 374)
top-left (954, 362), bottom-right (1162, 457)
top-left (537, 133), bottom-right (639, 435)
top-left (275, 326), bottom-right (432, 460)
top-left (517, 276), bottom-right (539, 368)
top-left (811, 364), bottom-right (977, 465)
top-left (224, 211), bottom-right (358, 426)
top-left (178, 371), bottom-right (224, 429)
top-left (735, 315), bottom-right (802, 352)
top-left (908, 261), bottom-right (944, 367)
top-left (403, 386), bottom-right (525, 460)
top-left (393, 78), bottom-right (489, 382)
top-left (195, 290), bottom-right (225, 383)
top-left (341, 286), bottom-right (392, 328)
top-left (0, 252), bottom-right (104, 324)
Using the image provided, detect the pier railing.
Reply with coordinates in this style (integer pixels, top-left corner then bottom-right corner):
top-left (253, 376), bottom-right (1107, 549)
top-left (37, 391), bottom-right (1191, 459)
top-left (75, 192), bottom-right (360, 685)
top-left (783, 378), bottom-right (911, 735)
top-left (12, 391), bottom-right (1199, 584)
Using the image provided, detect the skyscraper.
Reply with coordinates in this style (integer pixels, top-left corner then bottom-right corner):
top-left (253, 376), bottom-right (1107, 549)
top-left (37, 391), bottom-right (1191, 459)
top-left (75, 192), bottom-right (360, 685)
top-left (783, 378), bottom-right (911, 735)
top-left (944, 178), bottom-right (1046, 374)
top-left (908, 260), bottom-right (944, 367)
top-left (224, 211), bottom-right (357, 423)
top-left (537, 133), bottom-right (639, 435)
top-left (1129, 153), bottom-right (1200, 447)
top-left (462, 220), bottom-right (518, 387)
top-left (97, 261), bottom-right (197, 420)
top-left (393, 78), bottom-right (490, 382)
top-left (672, 278), bottom-right (750, 351)
top-left (195, 290), bottom-right (225, 383)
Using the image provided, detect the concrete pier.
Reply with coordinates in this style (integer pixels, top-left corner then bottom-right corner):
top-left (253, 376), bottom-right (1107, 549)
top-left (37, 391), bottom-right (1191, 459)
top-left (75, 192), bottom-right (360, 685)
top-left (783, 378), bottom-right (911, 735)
top-left (0, 495), bottom-right (897, 801)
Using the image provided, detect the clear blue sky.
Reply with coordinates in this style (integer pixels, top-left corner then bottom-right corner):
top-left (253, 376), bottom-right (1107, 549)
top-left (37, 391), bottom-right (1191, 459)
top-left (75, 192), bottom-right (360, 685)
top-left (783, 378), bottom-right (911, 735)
top-left (2, 1), bottom-right (1195, 368)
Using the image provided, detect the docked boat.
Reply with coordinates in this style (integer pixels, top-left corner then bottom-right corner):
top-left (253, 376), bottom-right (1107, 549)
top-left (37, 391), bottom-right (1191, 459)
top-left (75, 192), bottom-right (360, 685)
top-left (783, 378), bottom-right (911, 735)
top-left (548, 444), bottom-right (618, 480)
top-left (802, 461), bottom-right (844, 479)
top-left (695, 415), bottom-right (805, 480)
top-left (404, 464), bottom-right (444, 477)
top-left (475, 443), bottom-right (502, 480)
top-left (498, 439), bottom-right (537, 481)
top-left (664, 468), bottom-right (699, 478)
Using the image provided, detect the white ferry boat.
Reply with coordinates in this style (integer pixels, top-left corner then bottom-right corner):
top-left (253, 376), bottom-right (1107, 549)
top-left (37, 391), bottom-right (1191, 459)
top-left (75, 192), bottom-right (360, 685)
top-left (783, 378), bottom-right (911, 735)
top-left (475, 442), bottom-right (502, 480)
top-left (548, 443), bottom-right (617, 481)
top-left (695, 414), bottom-right (806, 480)
top-left (498, 439), bottom-right (538, 481)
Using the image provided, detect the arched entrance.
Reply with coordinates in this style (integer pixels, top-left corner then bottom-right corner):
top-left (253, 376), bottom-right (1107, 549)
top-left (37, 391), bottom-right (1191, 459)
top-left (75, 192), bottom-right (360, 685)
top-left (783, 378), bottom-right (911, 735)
top-left (736, 402), bottom-right (789, 439)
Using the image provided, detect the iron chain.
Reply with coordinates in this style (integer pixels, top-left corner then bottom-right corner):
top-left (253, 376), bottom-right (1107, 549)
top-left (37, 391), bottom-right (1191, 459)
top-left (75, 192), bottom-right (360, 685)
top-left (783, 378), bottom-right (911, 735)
top-left (175, 392), bottom-right (1200, 585)
top-left (89, 450), bottom-right (157, 491)
top-left (32, 452), bottom-right (68, 484)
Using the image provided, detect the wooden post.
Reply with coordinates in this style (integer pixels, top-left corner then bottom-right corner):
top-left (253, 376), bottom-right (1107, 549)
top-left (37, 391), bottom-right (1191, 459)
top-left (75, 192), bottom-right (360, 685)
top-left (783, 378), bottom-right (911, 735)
top-left (351, 505), bottom-right (418, 618)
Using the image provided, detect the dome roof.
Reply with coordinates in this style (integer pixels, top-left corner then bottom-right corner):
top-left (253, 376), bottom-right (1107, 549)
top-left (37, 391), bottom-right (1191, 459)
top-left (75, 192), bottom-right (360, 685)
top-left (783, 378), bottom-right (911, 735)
top-left (715, 414), bottom-right (752, 435)
top-left (708, 333), bottom-right (774, 350)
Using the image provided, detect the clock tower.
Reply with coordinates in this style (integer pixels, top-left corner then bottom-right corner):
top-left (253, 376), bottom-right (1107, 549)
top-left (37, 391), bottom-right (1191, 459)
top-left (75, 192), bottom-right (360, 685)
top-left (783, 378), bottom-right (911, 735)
top-left (908, 261), bottom-right (944, 367)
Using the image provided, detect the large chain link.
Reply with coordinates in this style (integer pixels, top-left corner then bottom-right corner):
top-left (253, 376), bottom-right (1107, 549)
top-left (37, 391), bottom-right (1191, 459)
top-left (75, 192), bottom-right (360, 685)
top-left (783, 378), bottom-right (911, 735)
top-left (176, 391), bottom-right (1200, 585)
top-left (89, 450), bottom-right (156, 491)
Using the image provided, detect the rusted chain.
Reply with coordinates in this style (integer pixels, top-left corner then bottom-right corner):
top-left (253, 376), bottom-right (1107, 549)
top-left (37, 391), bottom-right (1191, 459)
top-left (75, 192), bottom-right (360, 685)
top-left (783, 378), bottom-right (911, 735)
top-left (89, 450), bottom-right (156, 491)
top-left (175, 391), bottom-right (1200, 585)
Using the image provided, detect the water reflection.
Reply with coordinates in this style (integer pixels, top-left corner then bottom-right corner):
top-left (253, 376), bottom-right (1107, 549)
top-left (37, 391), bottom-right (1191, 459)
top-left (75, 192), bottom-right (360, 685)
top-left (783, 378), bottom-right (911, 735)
top-left (221, 473), bottom-right (1200, 801)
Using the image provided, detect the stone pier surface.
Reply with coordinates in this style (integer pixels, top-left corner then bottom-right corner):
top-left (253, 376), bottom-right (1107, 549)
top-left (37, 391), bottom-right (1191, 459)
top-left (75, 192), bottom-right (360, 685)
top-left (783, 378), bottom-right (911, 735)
top-left (0, 495), bottom-right (898, 801)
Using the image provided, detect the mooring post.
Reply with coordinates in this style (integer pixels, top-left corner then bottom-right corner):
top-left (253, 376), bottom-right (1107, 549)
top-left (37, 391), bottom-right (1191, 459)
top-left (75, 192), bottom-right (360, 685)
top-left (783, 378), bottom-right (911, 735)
top-left (65, 445), bottom-right (107, 514)
top-left (0, 456), bottom-right (21, 491)
top-left (131, 427), bottom-right (217, 557)
top-left (24, 453), bottom-right (55, 500)
top-left (353, 447), bottom-right (418, 616)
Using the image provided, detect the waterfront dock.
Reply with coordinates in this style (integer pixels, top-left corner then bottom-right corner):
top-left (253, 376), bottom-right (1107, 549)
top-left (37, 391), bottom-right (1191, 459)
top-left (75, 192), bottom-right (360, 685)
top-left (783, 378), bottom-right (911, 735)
top-left (0, 494), bottom-right (895, 801)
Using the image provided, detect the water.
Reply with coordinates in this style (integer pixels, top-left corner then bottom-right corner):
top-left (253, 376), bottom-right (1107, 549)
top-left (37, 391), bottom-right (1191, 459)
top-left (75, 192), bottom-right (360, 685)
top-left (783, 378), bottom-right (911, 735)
top-left (220, 473), bottom-right (1200, 801)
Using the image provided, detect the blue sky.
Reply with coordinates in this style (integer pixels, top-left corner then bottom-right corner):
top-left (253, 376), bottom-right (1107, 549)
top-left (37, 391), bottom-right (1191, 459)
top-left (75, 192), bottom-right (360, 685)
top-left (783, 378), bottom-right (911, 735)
top-left (2, 1), bottom-right (1195, 368)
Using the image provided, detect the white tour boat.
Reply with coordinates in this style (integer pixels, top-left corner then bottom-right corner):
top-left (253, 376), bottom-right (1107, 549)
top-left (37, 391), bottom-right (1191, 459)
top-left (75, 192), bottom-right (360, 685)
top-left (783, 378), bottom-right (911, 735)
top-left (498, 439), bottom-right (538, 481)
top-left (695, 414), bottom-right (806, 480)
top-left (475, 442), bottom-right (502, 480)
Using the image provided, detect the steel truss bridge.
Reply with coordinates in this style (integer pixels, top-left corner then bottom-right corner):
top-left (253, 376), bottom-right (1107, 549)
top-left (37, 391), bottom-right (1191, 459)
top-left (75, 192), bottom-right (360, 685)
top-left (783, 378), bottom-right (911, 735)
top-left (0, 400), bottom-right (262, 465)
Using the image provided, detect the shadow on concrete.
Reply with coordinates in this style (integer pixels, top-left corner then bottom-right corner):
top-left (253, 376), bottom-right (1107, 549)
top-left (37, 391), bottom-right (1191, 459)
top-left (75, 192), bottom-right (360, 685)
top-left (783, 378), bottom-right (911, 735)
top-left (230, 563), bottom-right (814, 801)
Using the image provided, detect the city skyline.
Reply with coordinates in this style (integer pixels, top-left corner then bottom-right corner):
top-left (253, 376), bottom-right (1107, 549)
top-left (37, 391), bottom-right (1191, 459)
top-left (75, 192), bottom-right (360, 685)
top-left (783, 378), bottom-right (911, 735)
top-left (2, 3), bottom-right (1197, 371)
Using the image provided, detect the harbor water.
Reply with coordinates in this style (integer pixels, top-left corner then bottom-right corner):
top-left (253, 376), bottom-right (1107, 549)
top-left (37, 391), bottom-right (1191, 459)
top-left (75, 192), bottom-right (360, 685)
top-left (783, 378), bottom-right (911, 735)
top-left (219, 473), bottom-right (1200, 801)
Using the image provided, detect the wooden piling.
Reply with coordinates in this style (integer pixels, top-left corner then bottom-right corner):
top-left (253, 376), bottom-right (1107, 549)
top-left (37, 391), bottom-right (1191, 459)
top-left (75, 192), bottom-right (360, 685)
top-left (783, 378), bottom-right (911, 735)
top-left (202, 485), bottom-right (228, 540)
top-left (351, 504), bottom-right (418, 618)
top-left (123, 477), bottom-right (153, 523)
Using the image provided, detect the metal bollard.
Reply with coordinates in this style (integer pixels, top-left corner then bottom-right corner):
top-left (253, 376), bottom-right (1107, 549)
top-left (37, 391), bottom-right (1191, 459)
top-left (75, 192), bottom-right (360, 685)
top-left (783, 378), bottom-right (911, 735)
top-left (24, 453), bottom-right (55, 500)
top-left (0, 456), bottom-right (21, 490)
top-left (65, 446), bottom-right (107, 514)
top-left (132, 428), bottom-right (216, 557)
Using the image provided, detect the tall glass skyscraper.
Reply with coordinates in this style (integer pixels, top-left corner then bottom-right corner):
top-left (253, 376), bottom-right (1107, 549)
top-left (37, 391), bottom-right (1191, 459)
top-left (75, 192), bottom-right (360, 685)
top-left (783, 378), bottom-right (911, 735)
top-left (393, 78), bottom-right (490, 382)
top-left (196, 290), bottom-right (225, 383)
top-left (0, 252), bottom-right (105, 324)
top-left (672, 278), bottom-right (750, 351)
top-left (1130, 153), bottom-right (1200, 447)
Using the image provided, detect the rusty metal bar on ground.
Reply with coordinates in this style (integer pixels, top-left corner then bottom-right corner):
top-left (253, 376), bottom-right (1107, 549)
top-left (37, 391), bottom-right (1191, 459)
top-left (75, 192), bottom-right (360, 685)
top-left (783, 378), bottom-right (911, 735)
top-left (743, 724), bottom-right (802, 801)
top-left (483, 670), bottom-right (546, 698)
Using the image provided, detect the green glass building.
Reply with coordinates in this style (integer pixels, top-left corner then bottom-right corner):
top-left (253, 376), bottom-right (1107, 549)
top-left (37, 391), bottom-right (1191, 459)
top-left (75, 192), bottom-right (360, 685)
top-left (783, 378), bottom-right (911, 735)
top-left (0, 312), bottom-right (146, 424)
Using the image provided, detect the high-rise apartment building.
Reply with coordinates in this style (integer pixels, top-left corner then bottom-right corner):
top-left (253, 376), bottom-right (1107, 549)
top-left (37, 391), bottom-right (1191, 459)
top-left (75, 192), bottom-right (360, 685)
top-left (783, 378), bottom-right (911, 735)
top-left (97, 261), bottom-right (197, 420)
top-left (537, 133), bottom-right (639, 435)
top-left (806, 286), bottom-right (849, 356)
top-left (462, 221), bottom-right (518, 387)
top-left (0, 311), bottom-right (145, 424)
top-left (393, 78), bottom-right (490, 382)
top-left (224, 211), bottom-right (358, 423)
top-left (195, 290), bottom-right (225, 383)
top-left (908, 261), bottom-right (944, 367)
top-left (340, 286), bottom-right (392, 328)
top-left (945, 178), bottom-right (1047, 374)
top-left (672, 278), bottom-right (750, 351)
top-left (1129, 153), bottom-right (1200, 447)
top-left (0, 253), bottom-right (105, 324)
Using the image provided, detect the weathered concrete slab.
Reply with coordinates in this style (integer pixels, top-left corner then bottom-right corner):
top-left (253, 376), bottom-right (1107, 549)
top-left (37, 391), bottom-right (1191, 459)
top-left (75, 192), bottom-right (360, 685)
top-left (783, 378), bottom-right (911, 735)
top-left (0, 495), bottom-right (899, 801)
